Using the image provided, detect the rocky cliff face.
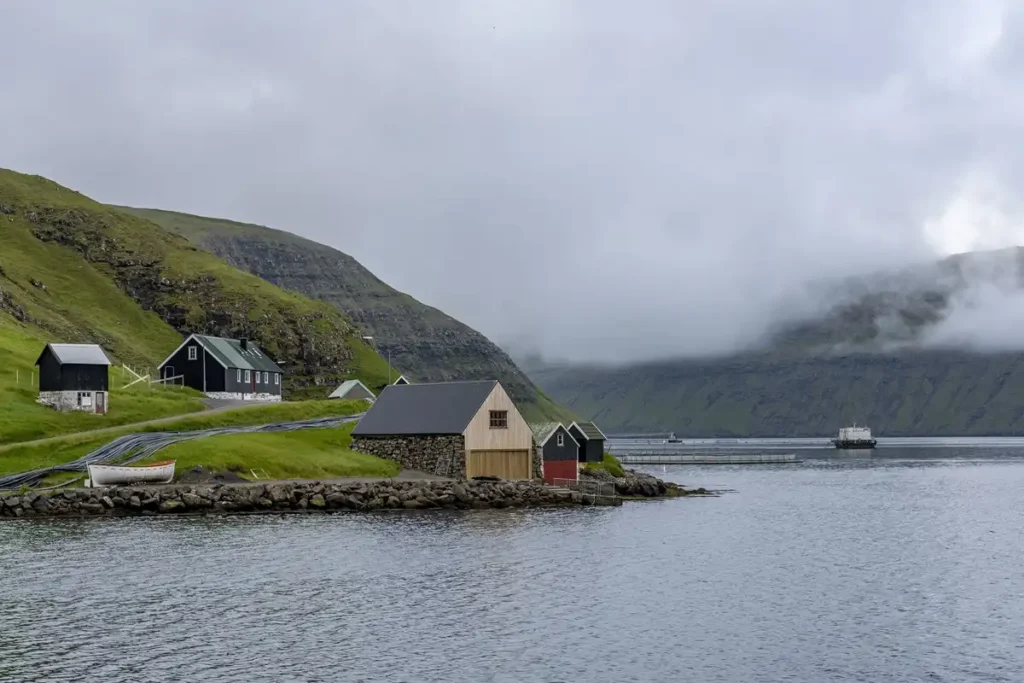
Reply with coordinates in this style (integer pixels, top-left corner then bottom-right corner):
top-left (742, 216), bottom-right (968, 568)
top-left (121, 207), bottom-right (560, 417)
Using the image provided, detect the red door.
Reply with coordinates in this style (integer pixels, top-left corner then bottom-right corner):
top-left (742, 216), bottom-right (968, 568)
top-left (96, 392), bottom-right (106, 415)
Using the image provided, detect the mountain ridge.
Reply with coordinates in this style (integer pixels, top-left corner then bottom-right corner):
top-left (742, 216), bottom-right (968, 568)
top-left (115, 206), bottom-right (570, 422)
top-left (524, 248), bottom-right (1024, 436)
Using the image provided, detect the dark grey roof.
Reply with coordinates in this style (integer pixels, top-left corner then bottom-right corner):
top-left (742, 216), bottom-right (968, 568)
top-left (160, 334), bottom-right (283, 373)
top-left (36, 344), bottom-right (111, 366)
top-left (571, 421), bottom-right (606, 441)
top-left (352, 380), bottom-right (498, 436)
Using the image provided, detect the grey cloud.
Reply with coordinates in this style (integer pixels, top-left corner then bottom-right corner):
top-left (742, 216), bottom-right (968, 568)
top-left (1, 0), bottom-right (1021, 363)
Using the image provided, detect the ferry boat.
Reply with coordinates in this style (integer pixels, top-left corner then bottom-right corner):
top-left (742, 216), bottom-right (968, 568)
top-left (831, 425), bottom-right (877, 449)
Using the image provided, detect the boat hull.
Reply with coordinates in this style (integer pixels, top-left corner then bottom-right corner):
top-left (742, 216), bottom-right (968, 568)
top-left (87, 461), bottom-right (175, 486)
top-left (831, 440), bottom-right (877, 450)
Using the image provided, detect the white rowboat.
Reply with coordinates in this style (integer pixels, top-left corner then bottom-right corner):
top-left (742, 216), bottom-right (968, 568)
top-left (87, 460), bottom-right (175, 487)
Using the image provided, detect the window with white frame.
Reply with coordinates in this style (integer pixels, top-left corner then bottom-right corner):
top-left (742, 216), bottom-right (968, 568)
top-left (275, 373), bottom-right (280, 385)
top-left (236, 369), bottom-right (241, 382)
top-left (188, 345), bottom-right (198, 361)
top-left (557, 433), bottom-right (564, 447)
top-left (245, 370), bottom-right (251, 383)
top-left (263, 371), bottom-right (269, 384)
top-left (77, 392), bottom-right (93, 407)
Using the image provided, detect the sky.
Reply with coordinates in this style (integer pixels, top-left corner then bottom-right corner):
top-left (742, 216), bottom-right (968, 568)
top-left (2, 0), bottom-right (1024, 363)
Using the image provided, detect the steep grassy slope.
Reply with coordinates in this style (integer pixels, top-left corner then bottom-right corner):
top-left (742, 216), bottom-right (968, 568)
top-left (117, 206), bottom-right (571, 422)
top-left (0, 170), bottom-right (392, 399)
top-left (529, 249), bottom-right (1024, 437)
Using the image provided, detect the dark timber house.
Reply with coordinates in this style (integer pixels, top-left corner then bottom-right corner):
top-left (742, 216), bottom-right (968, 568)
top-left (35, 343), bottom-right (112, 414)
top-left (532, 422), bottom-right (579, 484)
top-left (351, 380), bottom-right (540, 481)
top-left (568, 420), bottom-right (607, 464)
top-left (157, 333), bottom-right (284, 402)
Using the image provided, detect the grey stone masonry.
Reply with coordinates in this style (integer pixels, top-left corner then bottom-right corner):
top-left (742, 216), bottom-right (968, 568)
top-left (0, 479), bottom-right (624, 518)
top-left (352, 435), bottom-right (466, 479)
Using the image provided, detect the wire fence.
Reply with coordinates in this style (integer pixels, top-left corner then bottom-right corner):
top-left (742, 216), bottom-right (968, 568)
top-left (0, 413), bottom-right (365, 491)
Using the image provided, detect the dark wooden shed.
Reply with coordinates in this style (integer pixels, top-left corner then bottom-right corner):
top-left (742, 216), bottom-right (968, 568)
top-left (568, 421), bottom-right (606, 464)
top-left (35, 343), bottom-right (111, 414)
top-left (532, 423), bottom-right (579, 484)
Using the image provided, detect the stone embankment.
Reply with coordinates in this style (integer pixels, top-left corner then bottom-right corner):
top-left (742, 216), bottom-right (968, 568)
top-left (0, 478), bottom-right (625, 519)
top-left (581, 467), bottom-right (711, 497)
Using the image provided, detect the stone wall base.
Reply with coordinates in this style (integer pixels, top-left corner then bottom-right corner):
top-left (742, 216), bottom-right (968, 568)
top-left (353, 435), bottom-right (466, 479)
top-left (0, 479), bottom-right (620, 518)
top-left (204, 392), bottom-right (281, 402)
top-left (38, 390), bottom-right (105, 414)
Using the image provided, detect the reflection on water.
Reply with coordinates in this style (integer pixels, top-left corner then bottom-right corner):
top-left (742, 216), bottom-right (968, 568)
top-left (2, 451), bottom-right (1024, 682)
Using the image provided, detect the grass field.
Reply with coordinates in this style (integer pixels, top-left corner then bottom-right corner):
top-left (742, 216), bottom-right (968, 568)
top-left (140, 421), bottom-right (398, 480)
top-left (0, 399), bottom-right (371, 477)
top-left (585, 453), bottom-right (626, 478)
top-left (0, 317), bottom-right (206, 445)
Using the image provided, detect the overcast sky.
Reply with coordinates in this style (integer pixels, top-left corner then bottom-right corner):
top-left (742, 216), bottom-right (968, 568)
top-left (2, 0), bottom-right (1023, 362)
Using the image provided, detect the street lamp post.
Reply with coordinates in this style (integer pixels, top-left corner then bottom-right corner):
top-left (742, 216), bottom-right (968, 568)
top-left (362, 335), bottom-right (391, 385)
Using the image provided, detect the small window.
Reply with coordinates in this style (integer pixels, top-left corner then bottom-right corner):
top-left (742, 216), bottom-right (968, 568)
top-left (275, 373), bottom-right (280, 385)
top-left (187, 345), bottom-right (198, 361)
top-left (77, 392), bottom-right (93, 407)
top-left (263, 371), bottom-right (269, 384)
top-left (256, 372), bottom-right (261, 384)
top-left (253, 348), bottom-right (262, 357)
top-left (245, 370), bottom-right (251, 383)
top-left (489, 410), bottom-right (508, 429)
top-left (557, 433), bottom-right (564, 447)
top-left (236, 369), bottom-right (241, 382)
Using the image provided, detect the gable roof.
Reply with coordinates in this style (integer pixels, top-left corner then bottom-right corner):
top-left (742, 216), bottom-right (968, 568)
top-left (158, 334), bottom-right (283, 374)
top-left (352, 380), bottom-right (498, 436)
top-left (393, 374), bottom-right (411, 385)
top-left (36, 344), bottom-right (111, 367)
top-left (569, 420), bottom-right (606, 441)
top-left (532, 422), bottom-right (579, 448)
top-left (329, 379), bottom-right (376, 401)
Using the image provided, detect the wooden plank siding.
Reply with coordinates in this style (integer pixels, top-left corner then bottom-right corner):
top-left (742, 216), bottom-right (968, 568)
top-left (466, 450), bottom-right (532, 480)
top-left (462, 383), bottom-right (534, 481)
top-left (462, 384), bottom-right (533, 451)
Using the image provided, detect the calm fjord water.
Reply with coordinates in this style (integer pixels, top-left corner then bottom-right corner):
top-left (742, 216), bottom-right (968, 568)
top-left (2, 448), bottom-right (1024, 682)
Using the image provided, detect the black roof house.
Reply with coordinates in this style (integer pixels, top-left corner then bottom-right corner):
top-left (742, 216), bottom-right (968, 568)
top-left (568, 420), bottom-right (606, 463)
top-left (158, 333), bottom-right (285, 398)
top-left (352, 380), bottom-right (498, 436)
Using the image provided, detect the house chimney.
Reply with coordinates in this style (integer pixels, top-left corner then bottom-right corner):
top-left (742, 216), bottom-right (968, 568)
top-left (240, 338), bottom-right (248, 351)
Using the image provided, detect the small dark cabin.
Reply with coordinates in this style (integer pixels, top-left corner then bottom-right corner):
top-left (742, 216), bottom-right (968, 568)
top-left (533, 423), bottom-right (579, 484)
top-left (158, 334), bottom-right (284, 401)
top-left (35, 343), bottom-right (111, 414)
top-left (568, 420), bottom-right (606, 464)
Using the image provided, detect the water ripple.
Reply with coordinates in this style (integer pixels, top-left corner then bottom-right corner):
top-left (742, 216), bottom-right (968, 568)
top-left (2, 457), bottom-right (1024, 682)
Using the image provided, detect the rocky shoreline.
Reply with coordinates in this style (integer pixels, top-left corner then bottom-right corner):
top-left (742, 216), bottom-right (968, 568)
top-left (0, 469), bottom-right (709, 519)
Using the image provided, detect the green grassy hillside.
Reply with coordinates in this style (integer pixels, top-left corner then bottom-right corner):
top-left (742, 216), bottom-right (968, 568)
top-left (0, 316), bottom-right (205, 444)
top-left (117, 206), bottom-right (572, 423)
top-left (142, 421), bottom-right (398, 480)
top-left (0, 170), bottom-right (393, 403)
top-left (0, 398), bottom-right (371, 477)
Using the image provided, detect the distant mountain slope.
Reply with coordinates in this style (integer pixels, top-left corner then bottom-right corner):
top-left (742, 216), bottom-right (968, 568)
top-left (0, 170), bottom-right (392, 395)
top-left (118, 207), bottom-right (570, 422)
top-left (527, 249), bottom-right (1024, 437)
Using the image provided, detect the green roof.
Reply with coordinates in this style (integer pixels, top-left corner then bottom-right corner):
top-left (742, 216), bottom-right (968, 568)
top-left (572, 421), bottom-right (606, 440)
top-left (194, 334), bottom-right (284, 373)
top-left (530, 422), bottom-right (560, 444)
